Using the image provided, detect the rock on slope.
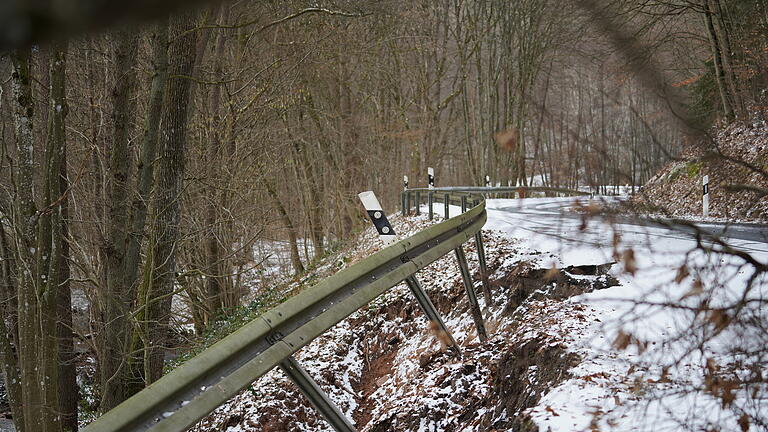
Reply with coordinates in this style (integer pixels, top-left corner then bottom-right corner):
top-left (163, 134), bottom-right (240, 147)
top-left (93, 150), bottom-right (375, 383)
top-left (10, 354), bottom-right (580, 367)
top-left (633, 119), bottom-right (768, 222)
top-left (190, 214), bottom-right (617, 432)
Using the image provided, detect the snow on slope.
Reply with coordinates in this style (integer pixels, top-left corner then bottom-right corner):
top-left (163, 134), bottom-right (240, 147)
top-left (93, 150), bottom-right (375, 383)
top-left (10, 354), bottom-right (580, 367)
top-left (484, 198), bottom-right (768, 431)
top-left (191, 198), bottom-right (767, 432)
top-left (632, 119), bottom-right (768, 222)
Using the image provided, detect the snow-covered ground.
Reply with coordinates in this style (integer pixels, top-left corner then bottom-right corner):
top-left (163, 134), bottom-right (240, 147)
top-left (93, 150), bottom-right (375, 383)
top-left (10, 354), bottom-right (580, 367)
top-left (190, 197), bottom-right (767, 432)
top-left (482, 198), bottom-right (768, 431)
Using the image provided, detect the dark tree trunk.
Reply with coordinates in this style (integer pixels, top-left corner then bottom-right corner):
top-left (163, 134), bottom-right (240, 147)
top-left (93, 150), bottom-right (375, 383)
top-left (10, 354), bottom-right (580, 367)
top-left (99, 29), bottom-right (139, 413)
top-left (142, 10), bottom-right (198, 384)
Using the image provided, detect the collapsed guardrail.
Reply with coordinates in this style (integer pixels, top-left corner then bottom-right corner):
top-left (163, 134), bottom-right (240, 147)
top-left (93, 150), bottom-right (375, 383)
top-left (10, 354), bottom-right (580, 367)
top-left (84, 195), bottom-right (489, 432)
top-left (83, 185), bottom-right (586, 432)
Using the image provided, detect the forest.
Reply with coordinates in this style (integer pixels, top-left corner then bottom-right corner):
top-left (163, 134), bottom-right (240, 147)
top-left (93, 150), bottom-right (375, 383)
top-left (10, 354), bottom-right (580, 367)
top-left (0, 0), bottom-right (767, 431)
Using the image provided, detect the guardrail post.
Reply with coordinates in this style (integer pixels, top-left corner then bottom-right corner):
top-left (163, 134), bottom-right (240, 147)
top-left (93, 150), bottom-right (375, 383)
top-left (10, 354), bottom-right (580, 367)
top-left (460, 195), bottom-right (467, 213)
top-left (415, 191), bottom-right (421, 216)
top-left (428, 191), bottom-right (434, 220)
top-left (404, 276), bottom-right (459, 352)
top-left (444, 193), bottom-right (450, 219)
top-left (454, 245), bottom-right (488, 342)
top-left (279, 356), bottom-right (357, 432)
top-left (402, 176), bottom-right (409, 217)
top-left (703, 175), bottom-right (710, 217)
top-left (406, 191), bottom-right (411, 216)
top-left (474, 232), bottom-right (492, 303)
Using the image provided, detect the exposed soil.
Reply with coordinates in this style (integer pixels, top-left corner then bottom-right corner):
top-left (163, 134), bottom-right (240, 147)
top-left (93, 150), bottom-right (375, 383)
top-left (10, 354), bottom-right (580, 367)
top-left (356, 259), bottom-right (617, 432)
top-left (190, 226), bottom-right (619, 432)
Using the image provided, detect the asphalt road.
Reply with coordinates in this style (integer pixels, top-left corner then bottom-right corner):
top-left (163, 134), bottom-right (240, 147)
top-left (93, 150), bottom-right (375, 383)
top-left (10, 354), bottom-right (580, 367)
top-left (486, 198), bottom-right (768, 255)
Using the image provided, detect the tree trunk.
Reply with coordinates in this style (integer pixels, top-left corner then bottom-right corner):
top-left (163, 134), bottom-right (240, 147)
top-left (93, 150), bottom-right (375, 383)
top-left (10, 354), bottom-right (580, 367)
top-left (125, 22), bottom-right (169, 301)
top-left (99, 29), bottom-right (139, 413)
top-left (704, 0), bottom-right (734, 120)
top-left (111, 20), bottom-right (169, 400)
top-left (202, 4), bottom-right (230, 321)
top-left (0, 218), bottom-right (23, 432)
top-left (10, 47), bottom-right (46, 432)
top-left (142, 10), bottom-right (198, 384)
top-left (264, 179), bottom-right (304, 275)
top-left (49, 40), bottom-right (78, 432)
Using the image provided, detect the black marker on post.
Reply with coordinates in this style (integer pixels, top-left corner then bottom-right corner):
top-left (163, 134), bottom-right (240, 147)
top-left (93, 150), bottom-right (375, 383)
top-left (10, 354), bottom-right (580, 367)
top-left (358, 191), bottom-right (397, 246)
top-left (357, 190), bottom-right (459, 352)
top-left (703, 175), bottom-right (710, 218)
top-left (428, 167), bottom-right (435, 189)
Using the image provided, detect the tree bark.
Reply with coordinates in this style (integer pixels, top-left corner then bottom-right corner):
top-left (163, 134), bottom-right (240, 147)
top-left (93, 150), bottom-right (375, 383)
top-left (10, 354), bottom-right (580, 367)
top-left (10, 47), bottom-right (45, 432)
top-left (202, 4), bottom-right (230, 321)
top-left (142, 10), bottom-right (198, 384)
top-left (99, 28), bottom-right (139, 413)
top-left (264, 179), bottom-right (304, 275)
top-left (48, 40), bottom-right (78, 432)
top-left (0, 217), bottom-right (23, 432)
top-left (704, 0), bottom-right (734, 120)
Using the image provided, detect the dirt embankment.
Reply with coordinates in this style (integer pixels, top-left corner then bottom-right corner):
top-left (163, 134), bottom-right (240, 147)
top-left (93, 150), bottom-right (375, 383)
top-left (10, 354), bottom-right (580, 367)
top-left (631, 119), bottom-right (768, 222)
top-left (189, 215), bottom-right (620, 432)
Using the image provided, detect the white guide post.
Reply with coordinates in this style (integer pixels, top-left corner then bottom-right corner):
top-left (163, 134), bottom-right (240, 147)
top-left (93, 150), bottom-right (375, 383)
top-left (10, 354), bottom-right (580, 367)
top-left (428, 167), bottom-right (435, 189)
top-left (358, 191), bottom-right (397, 246)
top-left (403, 175), bottom-right (409, 190)
top-left (484, 175), bottom-right (491, 187)
top-left (702, 175), bottom-right (710, 218)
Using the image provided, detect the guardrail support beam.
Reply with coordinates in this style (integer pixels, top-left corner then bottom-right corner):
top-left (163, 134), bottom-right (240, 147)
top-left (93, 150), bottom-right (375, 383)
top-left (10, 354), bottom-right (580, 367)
top-left (444, 193), bottom-right (450, 219)
top-left (474, 232), bottom-right (492, 303)
top-left (406, 191), bottom-right (411, 216)
top-left (461, 195), bottom-right (467, 213)
top-left (279, 355), bottom-right (358, 432)
top-left (454, 245), bottom-right (488, 342)
top-left (415, 192), bottom-right (421, 216)
top-left (428, 192), bottom-right (434, 221)
top-left (404, 276), bottom-right (459, 352)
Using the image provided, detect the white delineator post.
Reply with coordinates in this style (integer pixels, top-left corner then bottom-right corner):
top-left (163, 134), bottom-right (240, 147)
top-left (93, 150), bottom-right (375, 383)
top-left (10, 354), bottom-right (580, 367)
top-left (703, 175), bottom-right (710, 218)
top-left (484, 175), bottom-right (491, 187)
top-left (403, 175), bottom-right (408, 190)
top-left (358, 191), bottom-right (397, 246)
top-left (428, 167), bottom-right (435, 189)
top-left (359, 192), bottom-right (459, 351)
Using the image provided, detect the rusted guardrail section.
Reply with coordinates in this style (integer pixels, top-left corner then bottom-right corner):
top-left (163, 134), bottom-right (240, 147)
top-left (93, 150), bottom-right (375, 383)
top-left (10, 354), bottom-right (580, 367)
top-left (83, 200), bottom-right (488, 432)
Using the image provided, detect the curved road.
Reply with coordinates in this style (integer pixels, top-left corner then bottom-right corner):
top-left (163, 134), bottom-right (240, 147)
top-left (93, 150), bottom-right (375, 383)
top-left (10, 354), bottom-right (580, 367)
top-left (495, 198), bottom-right (768, 243)
top-left (476, 198), bottom-right (768, 264)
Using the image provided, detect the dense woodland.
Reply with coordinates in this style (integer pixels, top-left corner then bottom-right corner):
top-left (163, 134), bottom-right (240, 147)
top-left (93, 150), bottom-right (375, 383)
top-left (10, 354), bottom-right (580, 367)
top-left (0, 0), bottom-right (767, 431)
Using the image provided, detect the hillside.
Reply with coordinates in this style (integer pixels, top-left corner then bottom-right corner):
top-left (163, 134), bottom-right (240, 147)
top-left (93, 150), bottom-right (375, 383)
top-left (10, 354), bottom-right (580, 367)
top-left (632, 119), bottom-right (768, 222)
top-left (188, 212), bottom-right (619, 432)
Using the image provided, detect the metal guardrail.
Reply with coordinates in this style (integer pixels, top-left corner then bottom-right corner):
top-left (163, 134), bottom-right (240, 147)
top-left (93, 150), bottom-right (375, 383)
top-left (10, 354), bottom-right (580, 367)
top-left (83, 197), bottom-right (489, 432)
top-left (402, 186), bottom-right (586, 220)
